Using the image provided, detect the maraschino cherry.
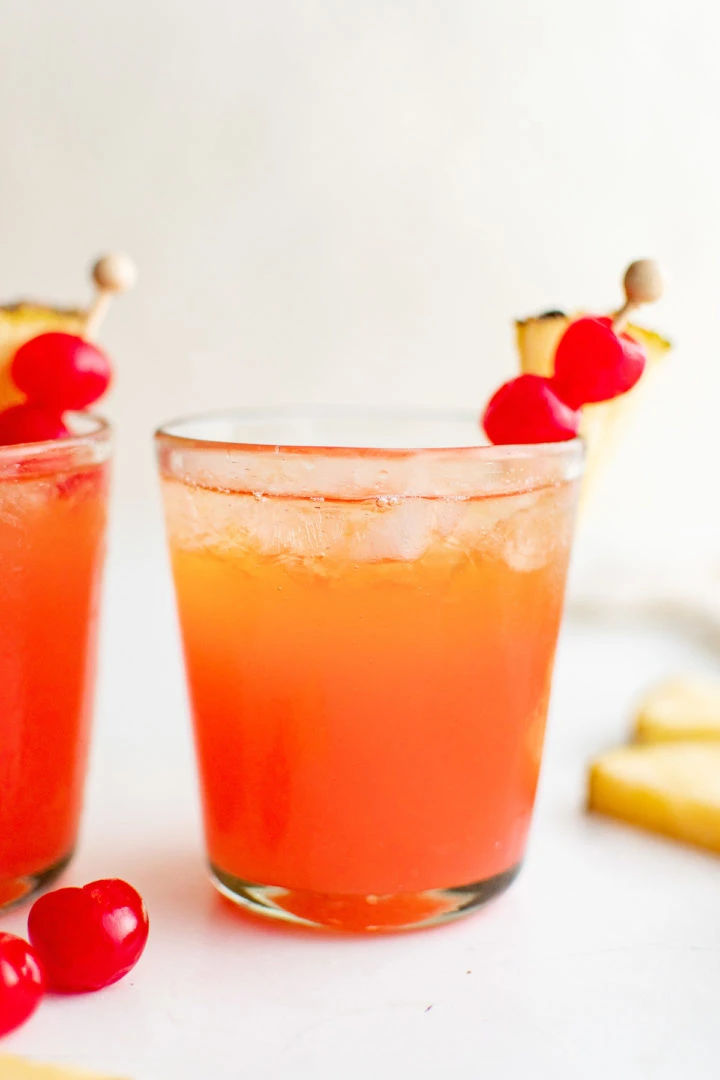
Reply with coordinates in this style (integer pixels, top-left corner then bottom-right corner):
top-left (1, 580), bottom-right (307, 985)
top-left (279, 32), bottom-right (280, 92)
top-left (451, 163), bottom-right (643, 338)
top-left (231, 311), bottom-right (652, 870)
top-left (0, 403), bottom-right (69, 445)
top-left (483, 374), bottom-right (580, 444)
top-left (28, 878), bottom-right (149, 994)
top-left (483, 259), bottom-right (664, 445)
top-left (551, 316), bottom-right (647, 409)
top-left (12, 333), bottom-right (111, 410)
top-left (0, 252), bottom-right (136, 447)
top-left (0, 932), bottom-right (45, 1036)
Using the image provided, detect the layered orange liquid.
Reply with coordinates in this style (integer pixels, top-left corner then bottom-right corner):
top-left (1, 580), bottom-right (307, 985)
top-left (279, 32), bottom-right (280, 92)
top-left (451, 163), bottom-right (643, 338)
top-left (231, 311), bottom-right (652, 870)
top-left (164, 477), bottom-right (577, 910)
top-left (0, 461), bottom-right (109, 903)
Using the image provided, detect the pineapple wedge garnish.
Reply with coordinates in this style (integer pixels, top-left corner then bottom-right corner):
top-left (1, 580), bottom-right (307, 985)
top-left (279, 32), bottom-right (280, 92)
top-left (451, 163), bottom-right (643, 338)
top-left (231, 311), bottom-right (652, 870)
top-left (0, 1057), bottom-right (128, 1079)
top-left (588, 742), bottom-right (720, 854)
top-left (516, 312), bottom-right (671, 494)
top-left (633, 677), bottom-right (720, 743)
top-left (0, 303), bottom-right (86, 410)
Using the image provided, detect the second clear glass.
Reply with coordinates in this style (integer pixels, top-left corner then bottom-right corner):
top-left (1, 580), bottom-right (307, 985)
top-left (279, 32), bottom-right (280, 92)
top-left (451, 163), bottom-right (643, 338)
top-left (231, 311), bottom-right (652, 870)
top-left (0, 418), bottom-right (111, 910)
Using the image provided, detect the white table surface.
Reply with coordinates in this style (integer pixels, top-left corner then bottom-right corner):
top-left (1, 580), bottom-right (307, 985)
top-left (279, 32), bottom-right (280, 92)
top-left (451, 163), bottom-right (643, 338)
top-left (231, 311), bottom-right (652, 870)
top-left (4, 522), bottom-right (720, 1080)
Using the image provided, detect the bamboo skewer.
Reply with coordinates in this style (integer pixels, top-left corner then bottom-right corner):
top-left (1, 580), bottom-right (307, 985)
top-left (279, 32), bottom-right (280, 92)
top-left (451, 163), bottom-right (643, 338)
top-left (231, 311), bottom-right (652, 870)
top-left (84, 253), bottom-right (137, 338)
top-left (613, 259), bottom-right (664, 333)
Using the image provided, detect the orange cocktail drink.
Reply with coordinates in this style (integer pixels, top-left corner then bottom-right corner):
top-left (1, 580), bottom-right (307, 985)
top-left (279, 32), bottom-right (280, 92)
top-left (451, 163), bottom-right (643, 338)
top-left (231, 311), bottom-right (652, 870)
top-left (156, 410), bottom-right (582, 930)
top-left (0, 419), bottom-right (110, 909)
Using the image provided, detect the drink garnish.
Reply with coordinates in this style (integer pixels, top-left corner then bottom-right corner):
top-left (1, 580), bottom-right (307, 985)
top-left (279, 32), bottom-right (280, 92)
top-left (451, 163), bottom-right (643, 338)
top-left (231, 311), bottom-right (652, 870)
top-left (11, 333), bottom-right (111, 411)
top-left (483, 373), bottom-right (580, 444)
top-left (0, 879), bottom-right (148, 1037)
top-left (0, 933), bottom-right (44, 1037)
top-left (551, 316), bottom-right (647, 409)
top-left (482, 259), bottom-right (665, 445)
top-left (0, 404), bottom-right (69, 445)
top-left (0, 254), bottom-right (135, 446)
top-left (28, 878), bottom-right (149, 994)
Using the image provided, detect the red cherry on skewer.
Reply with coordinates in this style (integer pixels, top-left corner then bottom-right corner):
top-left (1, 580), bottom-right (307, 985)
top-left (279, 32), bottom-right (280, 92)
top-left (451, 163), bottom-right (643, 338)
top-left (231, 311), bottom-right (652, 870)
top-left (12, 332), bottom-right (111, 410)
top-left (28, 879), bottom-right (149, 994)
top-left (0, 932), bottom-right (45, 1037)
top-left (483, 374), bottom-right (581, 445)
top-left (0, 403), bottom-right (69, 446)
top-left (551, 316), bottom-right (647, 409)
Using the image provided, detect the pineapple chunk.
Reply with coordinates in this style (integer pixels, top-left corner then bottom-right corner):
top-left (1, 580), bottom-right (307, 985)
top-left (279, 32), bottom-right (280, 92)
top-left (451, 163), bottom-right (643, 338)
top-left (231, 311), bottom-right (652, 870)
top-left (515, 312), bottom-right (670, 378)
top-left (515, 311), bottom-right (569, 379)
top-left (0, 1057), bottom-right (127, 1079)
top-left (0, 304), bottom-right (86, 411)
top-left (515, 312), bottom-right (671, 496)
top-left (634, 677), bottom-right (720, 743)
top-left (588, 742), bottom-right (720, 854)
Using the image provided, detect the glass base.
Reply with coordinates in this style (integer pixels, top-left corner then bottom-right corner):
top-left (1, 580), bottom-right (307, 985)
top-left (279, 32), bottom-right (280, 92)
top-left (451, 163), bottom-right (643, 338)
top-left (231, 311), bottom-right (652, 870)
top-left (210, 862), bottom-right (521, 932)
top-left (0, 851), bottom-right (73, 912)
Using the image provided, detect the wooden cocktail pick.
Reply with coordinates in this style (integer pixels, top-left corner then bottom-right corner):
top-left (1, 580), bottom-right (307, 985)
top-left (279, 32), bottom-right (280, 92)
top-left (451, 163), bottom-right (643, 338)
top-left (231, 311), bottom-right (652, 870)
top-left (613, 259), bottom-right (664, 332)
top-left (84, 253), bottom-right (137, 338)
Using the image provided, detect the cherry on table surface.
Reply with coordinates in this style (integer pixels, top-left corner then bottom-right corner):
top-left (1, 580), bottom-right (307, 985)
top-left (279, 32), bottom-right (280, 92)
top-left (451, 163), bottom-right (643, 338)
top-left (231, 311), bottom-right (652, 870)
top-left (482, 374), bottom-right (581, 445)
top-left (0, 403), bottom-right (69, 446)
top-left (11, 332), bottom-right (111, 411)
top-left (28, 879), bottom-right (149, 994)
top-left (552, 315), bottom-right (646, 410)
top-left (0, 932), bottom-right (45, 1037)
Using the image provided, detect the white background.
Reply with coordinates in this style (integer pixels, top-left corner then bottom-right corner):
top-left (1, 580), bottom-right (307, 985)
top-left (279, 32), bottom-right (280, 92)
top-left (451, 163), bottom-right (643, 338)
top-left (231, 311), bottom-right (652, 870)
top-left (0, 0), bottom-right (716, 557)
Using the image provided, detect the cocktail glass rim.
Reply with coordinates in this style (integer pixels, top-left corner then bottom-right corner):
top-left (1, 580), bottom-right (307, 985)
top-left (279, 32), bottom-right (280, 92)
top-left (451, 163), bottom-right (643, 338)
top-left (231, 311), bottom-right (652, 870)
top-left (155, 405), bottom-right (584, 465)
top-left (0, 414), bottom-right (112, 476)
